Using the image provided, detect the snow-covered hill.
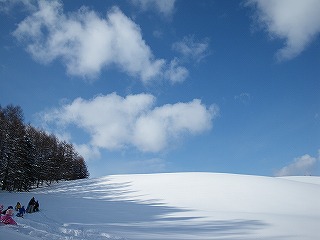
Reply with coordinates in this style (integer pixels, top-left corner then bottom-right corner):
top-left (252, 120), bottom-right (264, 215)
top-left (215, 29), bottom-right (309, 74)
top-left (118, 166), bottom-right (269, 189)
top-left (1, 172), bottom-right (320, 239)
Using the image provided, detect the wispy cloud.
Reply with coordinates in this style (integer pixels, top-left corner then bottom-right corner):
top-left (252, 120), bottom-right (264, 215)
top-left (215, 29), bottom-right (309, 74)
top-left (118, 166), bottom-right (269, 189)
top-left (234, 92), bottom-right (251, 104)
top-left (40, 93), bottom-right (219, 157)
top-left (164, 58), bottom-right (189, 83)
top-left (131, 0), bottom-right (176, 17)
top-left (0, 0), bottom-right (36, 13)
top-left (275, 152), bottom-right (320, 176)
top-left (12, 0), bottom-right (186, 83)
top-left (172, 35), bottom-right (210, 63)
top-left (246, 0), bottom-right (320, 61)
top-left (73, 144), bottom-right (101, 163)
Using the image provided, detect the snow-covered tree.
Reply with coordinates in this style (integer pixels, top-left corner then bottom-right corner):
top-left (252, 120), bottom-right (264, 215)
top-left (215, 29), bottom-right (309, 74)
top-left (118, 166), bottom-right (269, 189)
top-left (0, 105), bottom-right (89, 191)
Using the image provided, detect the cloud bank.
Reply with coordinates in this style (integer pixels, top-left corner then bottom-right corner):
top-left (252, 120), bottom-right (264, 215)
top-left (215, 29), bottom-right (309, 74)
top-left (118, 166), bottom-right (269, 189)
top-left (276, 152), bottom-right (320, 176)
top-left (13, 0), bottom-right (186, 83)
top-left (247, 0), bottom-right (320, 60)
top-left (41, 93), bottom-right (218, 159)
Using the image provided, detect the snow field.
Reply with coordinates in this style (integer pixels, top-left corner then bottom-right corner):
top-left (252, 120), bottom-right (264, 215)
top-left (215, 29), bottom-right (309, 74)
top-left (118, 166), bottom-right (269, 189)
top-left (1, 172), bottom-right (320, 239)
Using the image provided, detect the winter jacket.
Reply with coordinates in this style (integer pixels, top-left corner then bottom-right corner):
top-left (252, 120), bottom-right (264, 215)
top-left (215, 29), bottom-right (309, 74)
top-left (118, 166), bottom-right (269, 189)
top-left (17, 206), bottom-right (26, 217)
top-left (1, 209), bottom-right (17, 225)
top-left (1, 214), bottom-right (17, 225)
top-left (15, 202), bottom-right (21, 211)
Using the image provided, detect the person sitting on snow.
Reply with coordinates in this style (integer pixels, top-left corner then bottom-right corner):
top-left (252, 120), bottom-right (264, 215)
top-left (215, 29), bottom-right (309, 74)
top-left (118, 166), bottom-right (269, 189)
top-left (26, 197), bottom-right (36, 213)
top-left (1, 205), bottom-right (13, 215)
top-left (0, 208), bottom-right (17, 225)
top-left (15, 202), bottom-right (21, 211)
top-left (16, 206), bottom-right (26, 217)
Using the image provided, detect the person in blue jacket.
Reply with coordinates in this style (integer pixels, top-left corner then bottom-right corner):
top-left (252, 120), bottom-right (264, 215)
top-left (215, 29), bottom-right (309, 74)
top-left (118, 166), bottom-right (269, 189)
top-left (16, 206), bottom-right (26, 217)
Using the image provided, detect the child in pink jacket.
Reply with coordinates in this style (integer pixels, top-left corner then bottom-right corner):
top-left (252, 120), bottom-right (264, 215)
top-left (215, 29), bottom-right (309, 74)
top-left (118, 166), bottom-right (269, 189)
top-left (0, 208), bottom-right (17, 225)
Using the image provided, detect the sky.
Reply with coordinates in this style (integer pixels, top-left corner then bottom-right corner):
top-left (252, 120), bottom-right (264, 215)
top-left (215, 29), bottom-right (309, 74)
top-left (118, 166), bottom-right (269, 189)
top-left (0, 0), bottom-right (319, 178)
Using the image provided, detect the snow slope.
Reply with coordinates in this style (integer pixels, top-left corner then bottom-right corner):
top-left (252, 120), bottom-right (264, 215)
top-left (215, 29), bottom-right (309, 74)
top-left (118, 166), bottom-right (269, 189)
top-left (1, 172), bottom-right (320, 240)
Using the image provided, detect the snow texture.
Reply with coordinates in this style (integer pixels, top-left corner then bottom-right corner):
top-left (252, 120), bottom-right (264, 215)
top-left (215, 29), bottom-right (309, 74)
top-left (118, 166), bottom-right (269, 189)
top-left (1, 172), bottom-right (320, 239)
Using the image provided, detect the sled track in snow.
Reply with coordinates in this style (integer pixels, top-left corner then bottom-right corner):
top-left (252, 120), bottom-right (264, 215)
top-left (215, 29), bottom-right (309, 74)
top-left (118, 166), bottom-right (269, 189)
top-left (15, 211), bottom-right (127, 240)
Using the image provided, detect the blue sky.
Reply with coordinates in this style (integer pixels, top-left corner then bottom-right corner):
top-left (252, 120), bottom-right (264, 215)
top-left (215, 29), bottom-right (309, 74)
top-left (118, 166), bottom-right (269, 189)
top-left (1, 0), bottom-right (319, 178)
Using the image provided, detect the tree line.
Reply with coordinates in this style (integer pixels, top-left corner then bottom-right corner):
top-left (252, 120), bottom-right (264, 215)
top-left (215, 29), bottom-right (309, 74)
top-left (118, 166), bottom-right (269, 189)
top-left (0, 104), bottom-right (89, 192)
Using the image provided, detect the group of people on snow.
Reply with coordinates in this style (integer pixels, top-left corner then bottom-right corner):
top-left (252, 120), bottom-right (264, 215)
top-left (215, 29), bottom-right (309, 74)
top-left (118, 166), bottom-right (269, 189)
top-left (0, 197), bottom-right (40, 225)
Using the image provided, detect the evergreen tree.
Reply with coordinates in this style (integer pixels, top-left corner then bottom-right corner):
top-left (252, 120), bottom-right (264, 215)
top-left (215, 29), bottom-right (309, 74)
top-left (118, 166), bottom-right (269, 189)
top-left (0, 105), bottom-right (25, 191)
top-left (0, 104), bottom-right (89, 191)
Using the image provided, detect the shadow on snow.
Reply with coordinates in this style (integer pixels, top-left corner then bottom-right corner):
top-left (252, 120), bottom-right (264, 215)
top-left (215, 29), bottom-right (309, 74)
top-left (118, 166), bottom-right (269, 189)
top-left (13, 178), bottom-right (272, 239)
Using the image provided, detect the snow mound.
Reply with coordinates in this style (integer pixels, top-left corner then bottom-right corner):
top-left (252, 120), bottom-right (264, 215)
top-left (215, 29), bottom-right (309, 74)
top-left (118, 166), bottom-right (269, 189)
top-left (1, 172), bottom-right (320, 240)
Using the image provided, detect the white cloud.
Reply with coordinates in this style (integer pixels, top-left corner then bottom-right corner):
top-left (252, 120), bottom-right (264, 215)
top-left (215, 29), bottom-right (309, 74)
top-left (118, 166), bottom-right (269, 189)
top-left (164, 58), bottom-right (189, 83)
top-left (41, 93), bottom-right (218, 154)
top-left (74, 144), bottom-right (101, 162)
top-left (246, 0), bottom-right (320, 61)
top-left (131, 0), bottom-right (176, 16)
top-left (276, 153), bottom-right (319, 176)
top-left (133, 99), bottom-right (218, 152)
top-left (12, 1), bottom-right (186, 83)
top-left (172, 35), bottom-right (210, 63)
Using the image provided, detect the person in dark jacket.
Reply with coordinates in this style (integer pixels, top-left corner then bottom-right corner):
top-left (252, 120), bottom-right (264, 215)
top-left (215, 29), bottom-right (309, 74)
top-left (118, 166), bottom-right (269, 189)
top-left (26, 197), bottom-right (36, 213)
